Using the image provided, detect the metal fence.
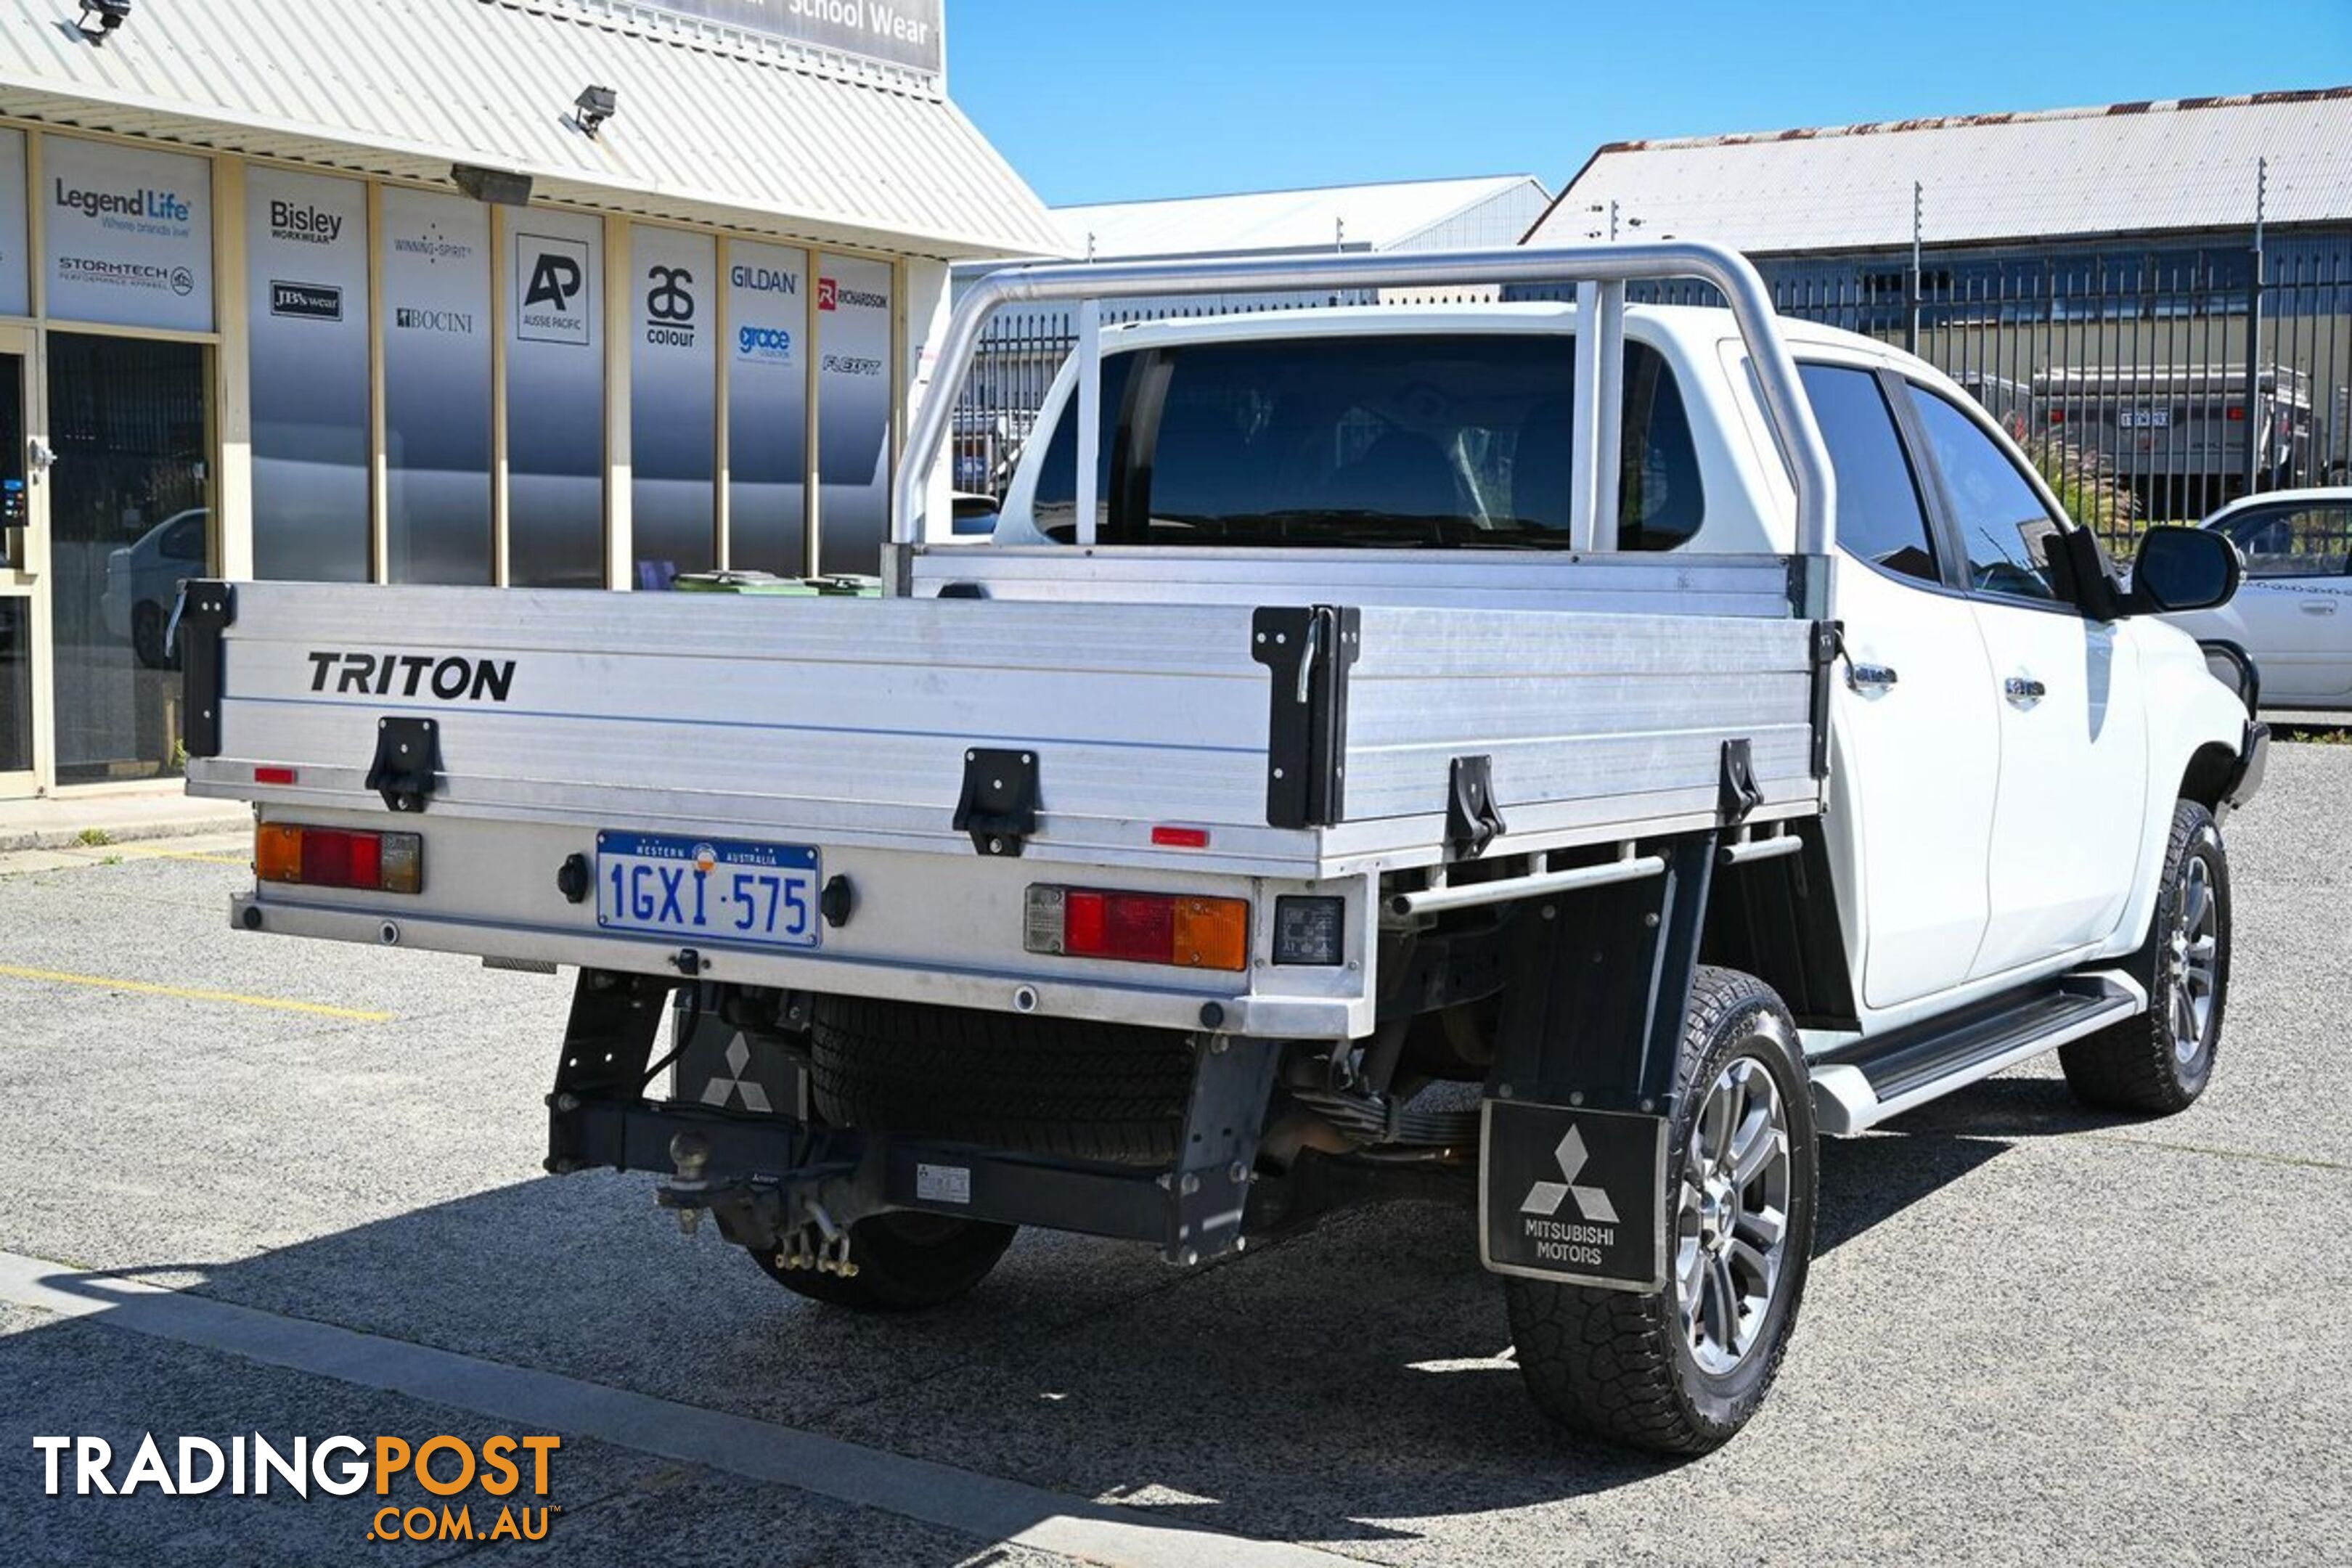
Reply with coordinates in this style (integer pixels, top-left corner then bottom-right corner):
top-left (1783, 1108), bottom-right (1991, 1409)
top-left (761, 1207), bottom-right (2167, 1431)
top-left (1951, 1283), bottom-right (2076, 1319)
top-left (951, 234), bottom-right (2352, 542)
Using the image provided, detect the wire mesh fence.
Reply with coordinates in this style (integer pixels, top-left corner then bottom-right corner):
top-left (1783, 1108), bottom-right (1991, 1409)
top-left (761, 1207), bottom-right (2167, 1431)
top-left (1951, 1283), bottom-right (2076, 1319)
top-left (950, 232), bottom-right (2352, 545)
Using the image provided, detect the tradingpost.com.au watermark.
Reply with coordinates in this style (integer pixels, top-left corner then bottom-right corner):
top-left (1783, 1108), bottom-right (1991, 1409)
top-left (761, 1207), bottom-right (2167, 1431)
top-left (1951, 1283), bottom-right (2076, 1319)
top-left (33, 1432), bottom-right (565, 1543)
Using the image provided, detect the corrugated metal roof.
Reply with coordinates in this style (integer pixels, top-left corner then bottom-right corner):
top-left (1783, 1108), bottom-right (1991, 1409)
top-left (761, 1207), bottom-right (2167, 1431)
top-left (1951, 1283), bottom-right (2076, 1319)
top-left (1531, 89), bottom-right (2352, 255)
top-left (0, 0), bottom-right (1063, 259)
top-left (1054, 175), bottom-right (1551, 260)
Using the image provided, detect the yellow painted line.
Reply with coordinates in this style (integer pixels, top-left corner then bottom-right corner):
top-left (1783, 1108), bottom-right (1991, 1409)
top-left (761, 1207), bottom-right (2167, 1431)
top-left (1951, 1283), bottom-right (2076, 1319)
top-left (0, 963), bottom-right (393, 1021)
top-left (148, 851), bottom-right (253, 866)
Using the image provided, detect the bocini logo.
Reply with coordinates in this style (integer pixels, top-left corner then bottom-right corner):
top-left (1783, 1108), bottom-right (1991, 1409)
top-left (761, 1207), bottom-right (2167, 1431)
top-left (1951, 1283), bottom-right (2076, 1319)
top-left (394, 306), bottom-right (475, 336)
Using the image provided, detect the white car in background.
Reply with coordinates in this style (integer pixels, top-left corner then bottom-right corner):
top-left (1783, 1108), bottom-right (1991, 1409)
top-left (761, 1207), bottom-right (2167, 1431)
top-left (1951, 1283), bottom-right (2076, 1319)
top-left (2167, 488), bottom-right (2352, 711)
top-left (102, 506), bottom-right (209, 669)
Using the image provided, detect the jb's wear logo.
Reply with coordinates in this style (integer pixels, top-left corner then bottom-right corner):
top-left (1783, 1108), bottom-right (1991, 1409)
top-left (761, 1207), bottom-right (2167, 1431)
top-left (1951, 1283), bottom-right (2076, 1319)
top-left (308, 650), bottom-right (516, 703)
top-left (33, 1432), bottom-right (563, 1544)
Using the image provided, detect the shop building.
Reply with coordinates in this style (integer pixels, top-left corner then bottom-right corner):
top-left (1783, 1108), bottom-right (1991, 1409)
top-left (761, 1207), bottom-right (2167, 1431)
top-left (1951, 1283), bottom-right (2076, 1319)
top-left (0, 0), bottom-right (1058, 797)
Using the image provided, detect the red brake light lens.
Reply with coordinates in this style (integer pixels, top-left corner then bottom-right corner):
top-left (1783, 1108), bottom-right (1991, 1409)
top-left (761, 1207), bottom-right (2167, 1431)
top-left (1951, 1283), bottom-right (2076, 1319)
top-left (255, 824), bottom-right (422, 894)
top-left (1026, 886), bottom-right (1249, 971)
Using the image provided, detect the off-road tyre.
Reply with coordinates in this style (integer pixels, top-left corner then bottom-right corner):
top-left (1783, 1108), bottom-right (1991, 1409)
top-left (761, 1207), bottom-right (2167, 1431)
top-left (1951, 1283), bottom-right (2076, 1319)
top-left (751, 1212), bottom-right (1017, 1311)
top-left (1504, 966), bottom-right (1818, 1455)
top-left (808, 995), bottom-right (1193, 1167)
top-left (2059, 799), bottom-right (2229, 1115)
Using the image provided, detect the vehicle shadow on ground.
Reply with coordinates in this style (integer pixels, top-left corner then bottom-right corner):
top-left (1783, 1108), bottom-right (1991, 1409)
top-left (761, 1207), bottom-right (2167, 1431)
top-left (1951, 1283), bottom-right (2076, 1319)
top-left (11, 1073), bottom-right (2123, 1550)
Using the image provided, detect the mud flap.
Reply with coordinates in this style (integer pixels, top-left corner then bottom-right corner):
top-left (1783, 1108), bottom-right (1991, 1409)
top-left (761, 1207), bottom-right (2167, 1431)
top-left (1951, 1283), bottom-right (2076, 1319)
top-left (1479, 1098), bottom-right (1669, 1292)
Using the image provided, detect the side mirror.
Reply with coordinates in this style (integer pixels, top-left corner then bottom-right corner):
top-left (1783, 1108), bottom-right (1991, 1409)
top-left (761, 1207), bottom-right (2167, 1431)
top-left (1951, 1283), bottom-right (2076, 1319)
top-left (2126, 526), bottom-right (2241, 614)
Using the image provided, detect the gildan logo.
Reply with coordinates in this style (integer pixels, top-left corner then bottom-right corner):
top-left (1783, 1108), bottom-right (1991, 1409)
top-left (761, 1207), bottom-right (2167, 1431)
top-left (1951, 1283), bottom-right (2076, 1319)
top-left (817, 277), bottom-right (886, 312)
top-left (518, 237), bottom-right (589, 346)
top-left (394, 306), bottom-right (475, 336)
top-left (643, 266), bottom-right (697, 348)
top-left (270, 281), bottom-right (343, 321)
top-left (268, 201), bottom-right (343, 246)
top-left (730, 263), bottom-right (799, 295)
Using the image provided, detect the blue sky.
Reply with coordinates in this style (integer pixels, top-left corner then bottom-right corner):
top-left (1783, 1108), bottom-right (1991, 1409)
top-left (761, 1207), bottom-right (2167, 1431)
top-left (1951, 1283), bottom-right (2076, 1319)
top-left (950, 0), bottom-right (2352, 207)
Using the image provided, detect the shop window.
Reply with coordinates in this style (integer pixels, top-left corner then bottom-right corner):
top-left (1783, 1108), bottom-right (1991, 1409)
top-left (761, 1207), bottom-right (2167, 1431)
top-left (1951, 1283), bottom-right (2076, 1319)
top-left (727, 240), bottom-right (809, 576)
top-left (248, 167), bottom-right (369, 582)
top-left (816, 256), bottom-right (893, 575)
top-left (380, 188), bottom-right (491, 584)
top-left (506, 209), bottom-right (605, 588)
top-left (632, 226), bottom-right (716, 585)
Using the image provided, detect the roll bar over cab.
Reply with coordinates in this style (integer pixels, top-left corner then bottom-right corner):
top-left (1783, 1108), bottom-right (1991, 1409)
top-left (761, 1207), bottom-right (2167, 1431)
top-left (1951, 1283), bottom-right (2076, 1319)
top-left (181, 243), bottom-right (2261, 1452)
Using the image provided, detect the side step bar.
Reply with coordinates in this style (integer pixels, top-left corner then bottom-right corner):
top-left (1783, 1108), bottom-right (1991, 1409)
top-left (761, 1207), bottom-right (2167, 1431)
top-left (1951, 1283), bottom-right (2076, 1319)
top-left (1809, 971), bottom-right (2146, 1136)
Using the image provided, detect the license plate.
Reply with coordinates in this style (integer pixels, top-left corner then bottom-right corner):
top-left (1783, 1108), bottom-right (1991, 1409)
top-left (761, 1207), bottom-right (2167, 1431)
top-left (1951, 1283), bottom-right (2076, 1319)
top-left (595, 831), bottom-right (821, 950)
top-left (2118, 408), bottom-right (2171, 429)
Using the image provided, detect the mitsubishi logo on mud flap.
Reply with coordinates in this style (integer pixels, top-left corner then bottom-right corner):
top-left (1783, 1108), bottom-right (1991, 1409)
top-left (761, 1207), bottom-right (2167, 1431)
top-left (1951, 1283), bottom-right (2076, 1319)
top-left (698, 1032), bottom-right (771, 1114)
top-left (1519, 1124), bottom-right (1620, 1225)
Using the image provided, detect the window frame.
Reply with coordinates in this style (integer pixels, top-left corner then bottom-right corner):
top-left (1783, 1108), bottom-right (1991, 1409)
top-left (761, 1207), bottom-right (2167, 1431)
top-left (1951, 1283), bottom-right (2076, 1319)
top-left (1893, 375), bottom-right (2094, 618)
top-left (1792, 357), bottom-right (1948, 593)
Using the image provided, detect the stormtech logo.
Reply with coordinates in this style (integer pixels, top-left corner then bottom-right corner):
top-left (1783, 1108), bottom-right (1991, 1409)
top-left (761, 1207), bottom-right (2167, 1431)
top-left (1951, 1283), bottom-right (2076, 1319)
top-left (60, 257), bottom-right (193, 295)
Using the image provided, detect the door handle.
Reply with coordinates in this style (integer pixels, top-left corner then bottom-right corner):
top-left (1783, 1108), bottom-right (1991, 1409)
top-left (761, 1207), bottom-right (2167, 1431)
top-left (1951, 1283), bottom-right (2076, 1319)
top-left (2004, 675), bottom-right (2047, 706)
top-left (2301, 600), bottom-right (2337, 616)
top-left (1846, 661), bottom-right (1898, 694)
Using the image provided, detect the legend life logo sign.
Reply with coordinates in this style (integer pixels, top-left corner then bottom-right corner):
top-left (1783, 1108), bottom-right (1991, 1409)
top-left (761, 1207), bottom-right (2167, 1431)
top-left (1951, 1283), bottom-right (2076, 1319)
top-left (1479, 1098), bottom-right (1668, 1291)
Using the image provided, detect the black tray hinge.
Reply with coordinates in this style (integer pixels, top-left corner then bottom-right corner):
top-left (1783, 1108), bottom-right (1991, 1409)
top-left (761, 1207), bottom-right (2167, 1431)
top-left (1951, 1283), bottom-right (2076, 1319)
top-left (1252, 604), bottom-right (1360, 830)
top-left (954, 747), bottom-right (1038, 856)
top-left (1445, 754), bottom-right (1506, 859)
top-left (1718, 738), bottom-right (1763, 828)
top-left (367, 716), bottom-right (441, 814)
top-left (1808, 619), bottom-right (1842, 780)
top-left (175, 580), bottom-right (237, 761)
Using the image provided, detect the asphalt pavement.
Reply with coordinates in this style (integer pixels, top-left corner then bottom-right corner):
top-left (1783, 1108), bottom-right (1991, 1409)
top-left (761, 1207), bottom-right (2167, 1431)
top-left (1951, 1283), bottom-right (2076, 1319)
top-left (1, 745), bottom-right (2348, 1565)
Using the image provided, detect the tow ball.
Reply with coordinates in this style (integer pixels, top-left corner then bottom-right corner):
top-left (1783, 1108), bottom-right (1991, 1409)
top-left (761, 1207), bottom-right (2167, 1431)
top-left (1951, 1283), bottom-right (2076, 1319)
top-left (654, 1131), bottom-right (859, 1278)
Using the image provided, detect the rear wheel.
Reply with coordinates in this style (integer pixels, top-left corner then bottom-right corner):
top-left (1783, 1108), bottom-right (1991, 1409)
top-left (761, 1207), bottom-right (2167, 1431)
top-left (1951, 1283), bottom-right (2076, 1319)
top-left (1505, 967), bottom-right (1817, 1455)
top-left (750, 1211), bottom-right (1017, 1312)
top-left (2059, 799), bottom-right (2229, 1114)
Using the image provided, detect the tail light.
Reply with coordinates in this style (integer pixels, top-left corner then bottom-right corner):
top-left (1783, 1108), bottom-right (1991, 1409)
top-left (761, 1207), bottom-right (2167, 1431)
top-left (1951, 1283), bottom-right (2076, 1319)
top-left (256, 824), bottom-right (423, 894)
top-left (1024, 886), bottom-right (1249, 971)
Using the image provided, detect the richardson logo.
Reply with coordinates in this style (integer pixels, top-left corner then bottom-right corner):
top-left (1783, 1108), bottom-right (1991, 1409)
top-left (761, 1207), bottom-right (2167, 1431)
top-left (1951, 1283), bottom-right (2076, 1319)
top-left (394, 306), bottom-right (475, 336)
top-left (643, 265), bottom-right (697, 348)
top-left (729, 262), bottom-right (799, 295)
top-left (268, 200), bottom-right (343, 246)
top-left (735, 324), bottom-right (793, 363)
top-left (518, 236), bottom-right (590, 346)
top-left (817, 276), bottom-right (886, 312)
top-left (33, 1432), bottom-right (563, 1545)
top-left (308, 650), bottom-right (515, 703)
top-left (269, 281), bottom-right (343, 322)
top-left (53, 179), bottom-right (191, 225)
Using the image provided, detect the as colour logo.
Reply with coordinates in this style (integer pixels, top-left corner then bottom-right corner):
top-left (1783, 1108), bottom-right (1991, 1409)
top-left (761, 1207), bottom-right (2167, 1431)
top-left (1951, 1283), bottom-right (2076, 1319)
top-left (518, 236), bottom-right (590, 346)
top-left (644, 266), bottom-right (697, 348)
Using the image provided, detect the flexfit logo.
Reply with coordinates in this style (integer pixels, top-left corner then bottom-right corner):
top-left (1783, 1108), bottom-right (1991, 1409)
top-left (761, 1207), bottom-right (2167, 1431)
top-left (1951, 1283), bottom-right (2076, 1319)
top-left (268, 200), bottom-right (343, 246)
top-left (822, 352), bottom-right (882, 379)
top-left (393, 224), bottom-right (474, 266)
top-left (33, 1432), bottom-right (563, 1545)
top-left (817, 277), bottom-right (886, 312)
top-left (395, 306), bottom-right (476, 336)
top-left (644, 265), bottom-right (698, 348)
top-left (730, 262), bottom-right (799, 295)
top-left (54, 179), bottom-right (190, 225)
top-left (269, 281), bottom-right (343, 322)
top-left (518, 237), bottom-right (590, 346)
top-left (736, 324), bottom-right (793, 363)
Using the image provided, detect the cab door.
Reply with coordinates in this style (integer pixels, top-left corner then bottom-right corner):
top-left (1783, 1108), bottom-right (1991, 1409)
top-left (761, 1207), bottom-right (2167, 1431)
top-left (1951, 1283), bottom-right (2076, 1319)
top-left (1903, 384), bottom-right (2149, 979)
top-left (0, 327), bottom-right (43, 798)
top-left (1800, 362), bottom-right (2001, 1009)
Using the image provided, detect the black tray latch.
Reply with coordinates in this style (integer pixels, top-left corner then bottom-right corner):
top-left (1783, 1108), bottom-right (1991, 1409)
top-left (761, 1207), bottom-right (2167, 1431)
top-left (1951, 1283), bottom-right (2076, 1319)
top-left (953, 747), bottom-right (1038, 856)
top-left (1446, 754), bottom-right (1506, 859)
top-left (1718, 738), bottom-right (1763, 828)
top-left (367, 716), bottom-right (441, 814)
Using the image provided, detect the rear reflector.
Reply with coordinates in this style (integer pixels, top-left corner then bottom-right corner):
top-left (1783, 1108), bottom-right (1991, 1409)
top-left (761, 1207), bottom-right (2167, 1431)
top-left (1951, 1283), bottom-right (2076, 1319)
top-left (256, 824), bottom-right (423, 894)
top-left (1024, 886), bottom-right (1249, 971)
top-left (1151, 825), bottom-right (1211, 849)
top-left (253, 766), bottom-right (298, 785)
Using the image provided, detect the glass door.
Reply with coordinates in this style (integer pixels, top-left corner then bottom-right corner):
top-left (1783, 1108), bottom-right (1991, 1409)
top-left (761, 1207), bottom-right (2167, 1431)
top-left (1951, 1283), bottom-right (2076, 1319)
top-left (46, 333), bottom-right (212, 786)
top-left (0, 330), bottom-right (38, 799)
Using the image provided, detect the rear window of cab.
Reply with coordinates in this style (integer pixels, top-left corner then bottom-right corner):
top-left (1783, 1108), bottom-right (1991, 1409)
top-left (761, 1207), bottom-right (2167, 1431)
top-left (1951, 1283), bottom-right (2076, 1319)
top-left (1031, 333), bottom-right (1703, 551)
